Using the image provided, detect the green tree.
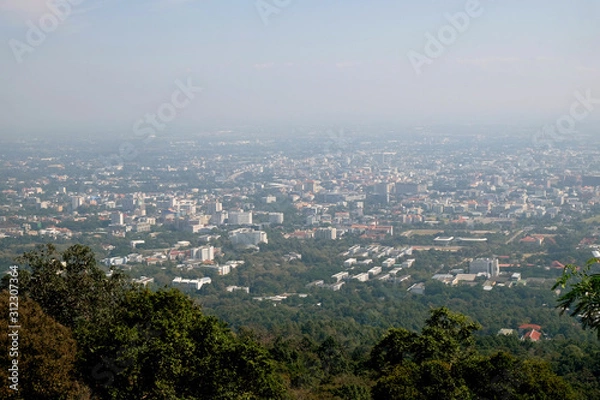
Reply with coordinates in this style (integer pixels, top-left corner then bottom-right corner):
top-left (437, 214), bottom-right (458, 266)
top-left (0, 292), bottom-right (90, 400)
top-left (370, 307), bottom-right (577, 399)
top-left (83, 288), bottom-right (288, 400)
top-left (317, 336), bottom-right (350, 377)
top-left (15, 243), bottom-right (130, 329)
top-left (12, 244), bottom-right (288, 400)
top-left (552, 257), bottom-right (600, 338)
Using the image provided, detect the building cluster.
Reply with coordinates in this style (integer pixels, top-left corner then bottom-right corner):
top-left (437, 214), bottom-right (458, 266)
top-left (2, 134), bottom-right (600, 302)
top-left (305, 245), bottom-right (415, 291)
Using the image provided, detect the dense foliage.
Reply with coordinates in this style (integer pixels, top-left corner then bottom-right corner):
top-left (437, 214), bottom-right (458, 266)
top-left (553, 257), bottom-right (600, 338)
top-left (2, 244), bottom-right (599, 399)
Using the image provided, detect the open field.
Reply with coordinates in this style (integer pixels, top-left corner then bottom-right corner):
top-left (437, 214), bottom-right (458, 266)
top-left (583, 215), bottom-right (600, 223)
top-left (401, 229), bottom-right (443, 237)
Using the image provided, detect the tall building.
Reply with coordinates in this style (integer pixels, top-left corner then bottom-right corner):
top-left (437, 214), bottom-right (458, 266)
top-left (122, 195), bottom-right (136, 211)
top-left (374, 182), bottom-right (392, 203)
top-left (206, 201), bottom-right (222, 215)
top-left (191, 245), bottom-right (214, 262)
top-left (210, 211), bottom-right (227, 225)
top-left (71, 196), bottom-right (84, 210)
top-left (228, 210), bottom-right (252, 225)
top-left (157, 196), bottom-right (177, 210)
top-left (470, 258), bottom-right (499, 277)
top-left (110, 211), bottom-right (124, 225)
top-left (269, 212), bottom-right (284, 224)
top-left (395, 182), bottom-right (426, 195)
top-left (315, 227), bottom-right (337, 240)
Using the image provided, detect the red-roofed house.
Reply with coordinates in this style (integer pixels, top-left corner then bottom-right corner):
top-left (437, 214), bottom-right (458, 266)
top-left (519, 324), bottom-right (541, 331)
top-left (520, 236), bottom-right (543, 245)
top-left (522, 330), bottom-right (541, 342)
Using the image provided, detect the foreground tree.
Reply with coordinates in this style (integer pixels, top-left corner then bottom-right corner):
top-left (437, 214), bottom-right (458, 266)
top-left (11, 244), bottom-right (288, 400)
top-left (14, 243), bottom-right (130, 329)
top-left (83, 288), bottom-right (287, 400)
top-left (370, 307), bottom-right (577, 400)
top-left (0, 292), bottom-right (90, 399)
top-left (553, 257), bottom-right (600, 338)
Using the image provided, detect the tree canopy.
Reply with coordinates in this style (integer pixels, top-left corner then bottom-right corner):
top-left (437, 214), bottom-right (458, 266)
top-left (0, 292), bottom-right (89, 400)
top-left (370, 307), bottom-right (577, 400)
top-left (553, 257), bottom-right (600, 338)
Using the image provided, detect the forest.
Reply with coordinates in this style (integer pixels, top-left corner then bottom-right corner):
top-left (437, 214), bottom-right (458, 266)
top-left (1, 244), bottom-right (599, 399)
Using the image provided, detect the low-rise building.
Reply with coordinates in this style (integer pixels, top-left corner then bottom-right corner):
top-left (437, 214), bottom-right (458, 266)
top-left (172, 276), bottom-right (211, 291)
top-left (229, 228), bottom-right (268, 246)
top-left (368, 266), bottom-right (382, 276)
top-left (332, 271), bottom-right (349, 282)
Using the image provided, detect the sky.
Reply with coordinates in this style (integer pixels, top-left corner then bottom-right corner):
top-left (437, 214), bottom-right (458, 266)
top-left (0, 0), bottom-right (599, 138)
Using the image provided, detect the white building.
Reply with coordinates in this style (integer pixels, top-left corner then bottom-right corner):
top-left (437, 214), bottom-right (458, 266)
top-left (191, 245), bottom-right (214, 262)
top-left (470, 258), bottom-right (499, 277)
top-left (382, 258), bottom-right (396, 268)
top-left (206, 201), bottom-right (222, 215)
top-left (329, 282), bottom-right (345, 291)
top-left (315, 227), bottom-right (337, 240)
top-left (408, 282), bottom-right (425, 294)
top-left (331, 271), bottom-right (349, 282)
top-left (132, 276), bottom-right (154, 287)
top-left (228, 210), bottom-right (253, 225)
top-left (217, 265), bottom-right (230, 276)
top-left (343, 258), bottom-right (357, 267)
top-left (353, 273), bottom-right (369, 282)
top-left (71, 196), bottom-right (84, 210)
top-left (172, 276), bottom-right (211, 291)
top-left (229, 228), bottom-right (268, 246)
top-left (135, 222), bottom-right (151, 232)
top-left (263, 195), bottom-right (277, 204)
top-left (102, 256), bottom-right (127, 266)
top-left (269, 212), bottom-right (284, 224)
top-left (226, 285), bottom-right (250, 293)
top-left (110, 211), bottom-right (124, 225)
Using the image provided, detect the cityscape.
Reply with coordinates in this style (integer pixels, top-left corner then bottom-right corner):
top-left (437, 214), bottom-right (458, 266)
top-left (2, 0), bottom-right (600, 398)
top-left (2, 130), bottom-right (600, 317)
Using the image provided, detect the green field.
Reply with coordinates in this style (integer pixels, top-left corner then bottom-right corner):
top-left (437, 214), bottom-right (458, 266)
top-left (583, 214), bottom-right (600, 223)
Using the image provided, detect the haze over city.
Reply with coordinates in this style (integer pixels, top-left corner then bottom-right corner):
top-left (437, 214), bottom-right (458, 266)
top-left (1, 0), bottom-right (599, 139)
top-left (3, 2), bottom-right (600, 399)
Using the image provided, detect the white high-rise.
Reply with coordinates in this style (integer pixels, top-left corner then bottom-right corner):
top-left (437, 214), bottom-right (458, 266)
top-left (469, 258), bottom-right (499, 277)
top-left (229, 210), bottom-right (252, 225)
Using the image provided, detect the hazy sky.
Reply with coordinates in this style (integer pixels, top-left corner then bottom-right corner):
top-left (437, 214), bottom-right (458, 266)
top-left (1, 0), bottom-right (599, 138)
